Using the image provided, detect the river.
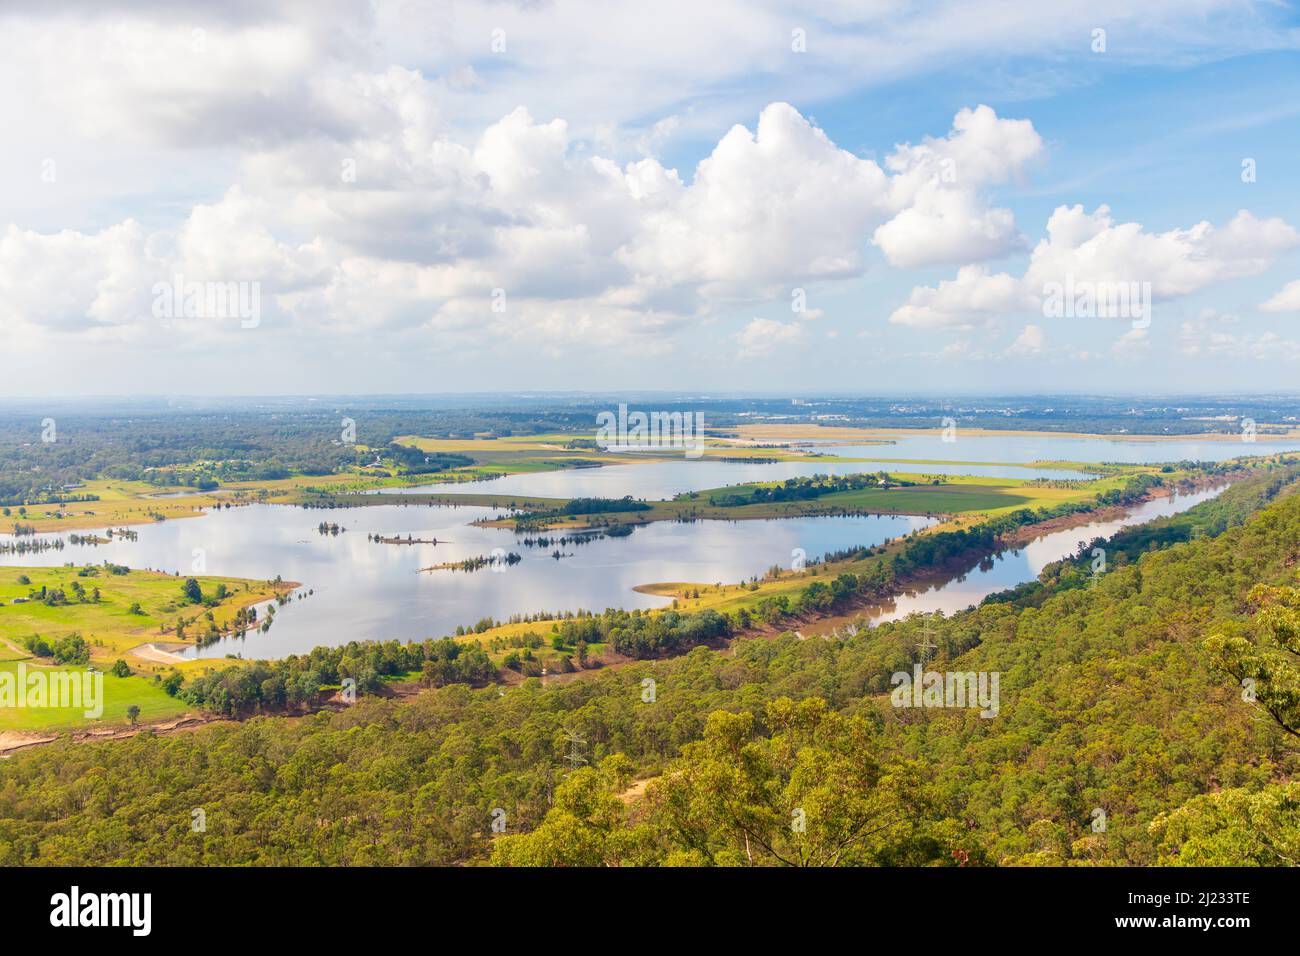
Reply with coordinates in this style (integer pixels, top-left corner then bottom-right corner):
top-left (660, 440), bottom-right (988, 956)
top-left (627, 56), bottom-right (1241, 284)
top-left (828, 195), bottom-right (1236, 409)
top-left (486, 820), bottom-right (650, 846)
top-left (0, 440), bottom-right (1236, 659)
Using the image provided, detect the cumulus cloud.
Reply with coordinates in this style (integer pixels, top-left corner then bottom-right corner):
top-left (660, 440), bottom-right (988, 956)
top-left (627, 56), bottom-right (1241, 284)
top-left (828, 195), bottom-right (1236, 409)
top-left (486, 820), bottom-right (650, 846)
top-left (873, 105), bottom-right (1043, 268)
top-left (1007, 324), bottom-right (1045, 355)
top-left (889, 265), bottom-right (1030, 330)
top-left (3, 96), bottom-right (1051, 353)
top-left (1, 0), bottom-right (1293, 386)
top-left (3, 0), bottom-right (1277, 151)
top-left (735, 318), bottom-right (806, 358)
top-left (617, 103), bottom-right (892, 300)
top-left (892, 205), bottom-right (1299, 329)
top-left (1179, 320), bottom-right (1300, 361)
top-left (0, 221), bottom-right (157, 343)
top-left (1260, 279), bottom-right (1300, 313)
top-left (1024, 205), bottom-right (1298, 298)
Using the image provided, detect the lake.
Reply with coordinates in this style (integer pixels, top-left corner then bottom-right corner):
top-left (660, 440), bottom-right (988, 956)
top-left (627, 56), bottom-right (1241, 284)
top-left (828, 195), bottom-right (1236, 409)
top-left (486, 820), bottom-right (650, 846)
top-left (0, 502), bottom-right (932, 659)
top-left (0, 434), bottom-right (1241, 660)
top-left (804, 433), bottom-right (1300, 465)
top-left (382, 433), bottom-right (1299, 501)
top-left (385, 453), bottom-right (1091, 501)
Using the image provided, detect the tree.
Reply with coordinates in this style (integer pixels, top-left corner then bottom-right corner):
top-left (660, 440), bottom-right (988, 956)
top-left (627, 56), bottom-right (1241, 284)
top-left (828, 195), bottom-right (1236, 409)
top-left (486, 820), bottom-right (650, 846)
top-left (491, 754), bottom-right (644, 866)
top-left (50, 633), bottom-right (89, 666)
top-left (125, 704), bottom-right (141, 726)
top-left (1205, 583), bottom-right (1300, 739)
top-left (645, 698), bottom-right (958, 866)
top-left (181, 577), bottom-right (203, 604)
top-left (110, 659), bottom-right (131, 678)
top-left (1150, 783), bottom-right (1300, 865)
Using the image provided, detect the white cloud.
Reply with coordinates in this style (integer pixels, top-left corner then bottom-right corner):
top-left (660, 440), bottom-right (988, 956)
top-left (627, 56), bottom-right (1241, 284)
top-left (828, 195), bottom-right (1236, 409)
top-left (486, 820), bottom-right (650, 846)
top-left (1024, 205), bottom-right (1298, 298)
top-left (1112, 326), bottom-right (1150, 358)
top-left (1007, 323), bottom-right (1045, 355)
top-left (1179, 320), bottom-right (1300, 361)
top-left (735, 317), bottom-right (806, 358)
top-left (620, 102), bottom-right (892, 299)
top-left (1, 0), bottom-right (1295, 390)
top-left (0, 221), bottom-right (156, 343)
top-left (893, 205), bottom-right (1299, 330)
top-left (3, 97), bottom-right (1056, 354)
top-left (1260, 279), bottom-right (1300, 313)
top-left (872, 105), bottom-right (1043, 268)
top-left (889, 265), bottom-right (1029, 330)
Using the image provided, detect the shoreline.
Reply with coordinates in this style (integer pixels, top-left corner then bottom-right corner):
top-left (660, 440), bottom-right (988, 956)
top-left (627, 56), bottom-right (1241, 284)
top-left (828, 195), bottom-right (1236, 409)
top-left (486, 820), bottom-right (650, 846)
top-left (726, 423), bottom-right (1300, 443)
top-left (10, 424), bottom-right (1289, 536)
top-left (0, 473), bottom-right (1244, 753)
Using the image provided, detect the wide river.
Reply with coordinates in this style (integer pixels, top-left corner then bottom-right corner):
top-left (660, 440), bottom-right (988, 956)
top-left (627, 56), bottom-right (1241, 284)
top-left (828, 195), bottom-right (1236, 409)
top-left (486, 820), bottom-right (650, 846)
top-left (863, 484), bottom-right (1224, 626)
top-left (0, 433), bottom-right (1260, 659)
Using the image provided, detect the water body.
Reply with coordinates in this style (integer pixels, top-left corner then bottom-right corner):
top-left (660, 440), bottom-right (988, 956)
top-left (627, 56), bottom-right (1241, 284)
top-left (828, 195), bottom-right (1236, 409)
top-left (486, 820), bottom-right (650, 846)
top-left (0, 433), bottom-right (1240, 660)
top-left (382, 433), bottom-right (1296, 501)
top-left (0, 503), bottom-right (932, 659)
top-left (862, 485), bottom-right (1225, 626)
top-left (810, 434), bottom-right (1300, 466)
top-left (385, 454), bottom-right (1090, 501)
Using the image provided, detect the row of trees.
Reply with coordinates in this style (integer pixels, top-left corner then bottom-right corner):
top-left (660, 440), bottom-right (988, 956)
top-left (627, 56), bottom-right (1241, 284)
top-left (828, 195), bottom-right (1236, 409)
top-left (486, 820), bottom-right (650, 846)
top-left (707, 472), bottom-right (915, 508)
top-left (168, 636), bottom-right (498, 717)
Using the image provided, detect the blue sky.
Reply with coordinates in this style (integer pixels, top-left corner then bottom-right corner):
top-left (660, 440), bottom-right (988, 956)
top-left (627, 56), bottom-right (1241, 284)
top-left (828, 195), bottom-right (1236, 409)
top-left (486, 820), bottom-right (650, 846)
top-left (1, 1), bottom-right (1298, 395)
top-left (687, 39), bottom-right (1300, 393)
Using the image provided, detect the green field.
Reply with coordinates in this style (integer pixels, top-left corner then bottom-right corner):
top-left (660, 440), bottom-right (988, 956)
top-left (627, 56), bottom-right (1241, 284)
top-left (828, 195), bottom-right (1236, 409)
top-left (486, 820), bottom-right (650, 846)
top-left (0, 566), bottom-right (290, 670)
top-left (0, 660), bottom-right (189, 731)
top-left (0, 565), bottom-right (291, 731)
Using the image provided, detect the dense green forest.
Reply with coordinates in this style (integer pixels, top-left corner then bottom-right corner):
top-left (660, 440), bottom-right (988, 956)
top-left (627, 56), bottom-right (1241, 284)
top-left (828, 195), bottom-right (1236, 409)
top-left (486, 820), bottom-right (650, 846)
top-left (1, 471), bottom-right (1298, 865)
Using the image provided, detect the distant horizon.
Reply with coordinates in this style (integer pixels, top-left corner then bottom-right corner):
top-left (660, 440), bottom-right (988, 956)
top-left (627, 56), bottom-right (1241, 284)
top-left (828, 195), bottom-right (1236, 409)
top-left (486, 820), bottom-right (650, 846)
top-left (4, 390), bottom-right (1300, 402)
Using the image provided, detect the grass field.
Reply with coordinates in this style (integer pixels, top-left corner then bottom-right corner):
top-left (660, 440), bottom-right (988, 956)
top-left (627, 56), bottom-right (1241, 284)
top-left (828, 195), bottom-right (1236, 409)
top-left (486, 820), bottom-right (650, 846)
top-left (0, 660), bottom-right (190, 731)
top-left (0, 566), bottom-right (291, 670)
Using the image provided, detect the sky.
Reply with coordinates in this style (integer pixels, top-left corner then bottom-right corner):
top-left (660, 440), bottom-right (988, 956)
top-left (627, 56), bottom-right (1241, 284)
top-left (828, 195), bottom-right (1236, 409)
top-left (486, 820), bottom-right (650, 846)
top-left (2, 0), bottom-right (1299, 396)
